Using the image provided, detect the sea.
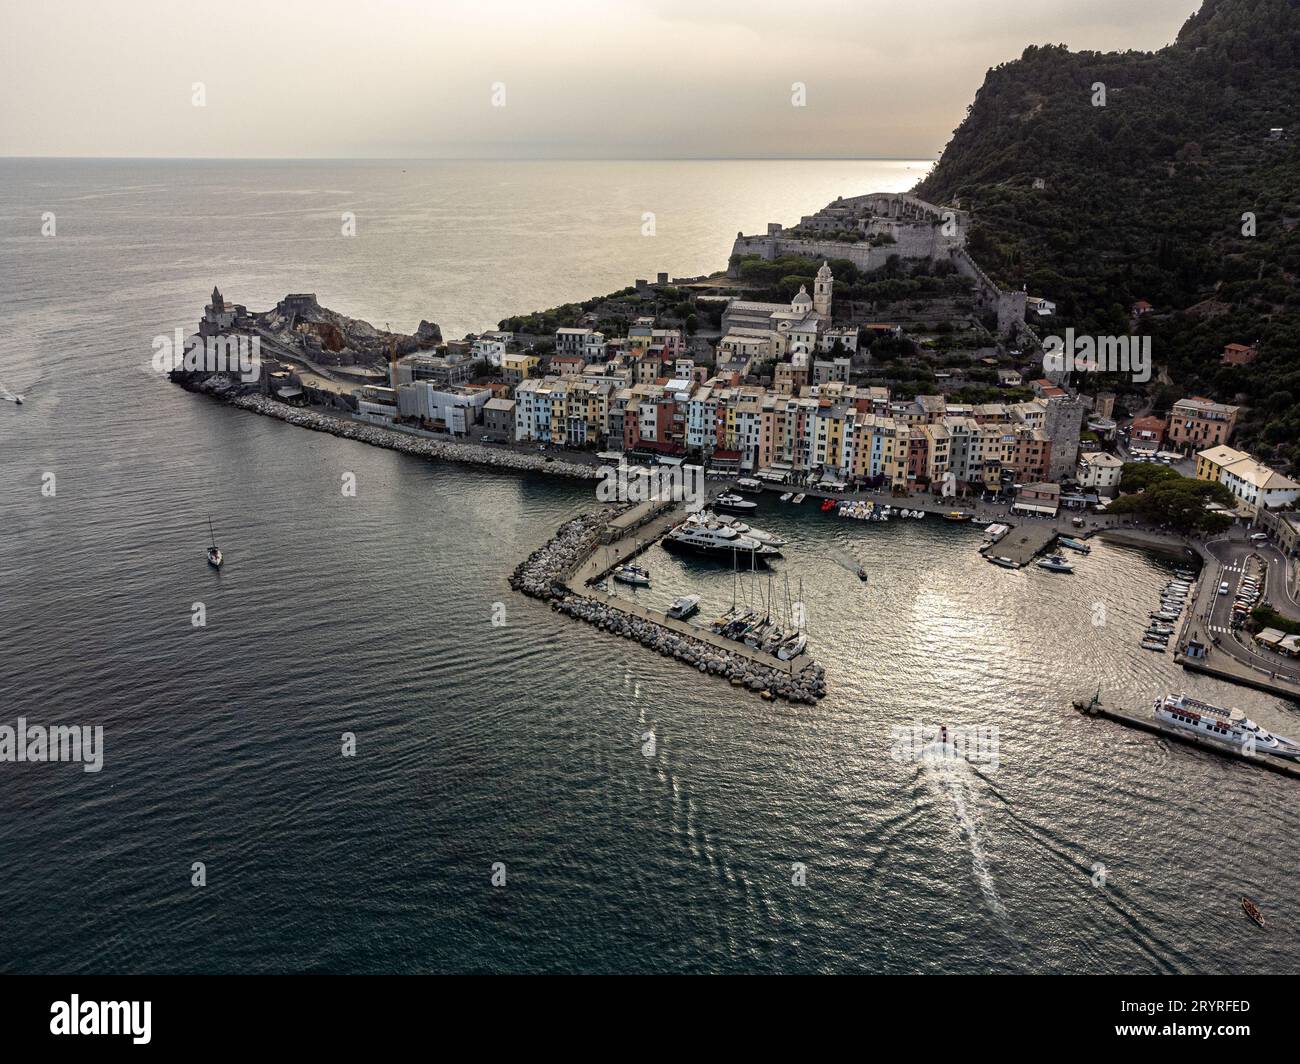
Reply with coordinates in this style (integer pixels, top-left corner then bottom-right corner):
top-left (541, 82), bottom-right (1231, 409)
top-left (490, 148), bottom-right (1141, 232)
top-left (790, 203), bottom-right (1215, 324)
top-left (0, 159), bottom-right (1296, 974)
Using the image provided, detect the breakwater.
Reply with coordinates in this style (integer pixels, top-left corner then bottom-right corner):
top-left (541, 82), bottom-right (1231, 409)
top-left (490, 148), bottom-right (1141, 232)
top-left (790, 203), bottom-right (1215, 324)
top-left (183, 379), bottom-right (603, 480)
top-left (510, 511), bottom-right (828, 704)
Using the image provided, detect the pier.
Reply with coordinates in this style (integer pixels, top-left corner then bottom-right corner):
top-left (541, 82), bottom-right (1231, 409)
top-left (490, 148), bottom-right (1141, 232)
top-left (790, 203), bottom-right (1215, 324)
top-left (1073, 695), bottom-right (1300, 781)
top-left (982, 523), bottom-right (1058, 568)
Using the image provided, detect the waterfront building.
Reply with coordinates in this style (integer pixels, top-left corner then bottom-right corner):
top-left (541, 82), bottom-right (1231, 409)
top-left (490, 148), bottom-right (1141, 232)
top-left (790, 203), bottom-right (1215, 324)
top-left (483, 397), bottom-right (515, 438)
top-left (502, 351), bottom-right (540, 385)
top-left (1167, 396), bottom-right (1240, 451)
top-left (1077, 450), bottom-right (1123, 496)
top-left (397, 382), bottom-right (491, 436)
top-left (1012, 481), bottom-right (1061, 517)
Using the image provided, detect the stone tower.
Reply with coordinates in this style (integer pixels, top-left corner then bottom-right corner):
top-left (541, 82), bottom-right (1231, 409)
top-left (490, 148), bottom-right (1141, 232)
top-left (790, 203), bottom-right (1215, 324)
top-left (813, 261), bottom-right (833, 318)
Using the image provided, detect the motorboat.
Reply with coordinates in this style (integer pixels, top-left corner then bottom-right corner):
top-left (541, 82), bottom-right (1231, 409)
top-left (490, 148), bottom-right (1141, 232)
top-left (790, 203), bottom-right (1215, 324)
top-left (943, 511), bottom-right (974, 523)
top-left (613, 563), bottom-right (651, 587)
top-left (1140, 639), bottom-right (1167, 652)
top-left (792, 493), bottom-right (806, 504)
top-left (707, 512), bottom-right (784, 548)
top-left (1058, 536), bottom-right (1091, 553)
top-left (988, 556), bottom-right (1018, 569)
top-left (1037, 554), bottom-right (1074, 573)
top-left (664, 514), bottom-right (779, 561)
top-left (714, 492), bottom-right (758, 513)
top-left (820, 498), bottom-right (838, 513)
top-left (779, 492), bottom-right (793, 503)
top-left (666, 595), bottom-right (700, 620)
top-left (856, 566), bottom-right (868, 582)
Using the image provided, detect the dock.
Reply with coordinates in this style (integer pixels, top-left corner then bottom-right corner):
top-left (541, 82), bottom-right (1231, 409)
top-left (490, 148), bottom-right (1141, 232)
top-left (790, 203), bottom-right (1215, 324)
top-left (984, 523), bottom-right (1058, 568)
top-left (1073, 695), bottom-right (1300, 781)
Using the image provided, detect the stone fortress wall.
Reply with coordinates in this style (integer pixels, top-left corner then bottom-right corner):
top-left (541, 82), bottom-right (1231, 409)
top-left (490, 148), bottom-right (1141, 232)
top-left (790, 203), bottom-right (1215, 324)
top-left (729, 191), bottom-right (1025, 333)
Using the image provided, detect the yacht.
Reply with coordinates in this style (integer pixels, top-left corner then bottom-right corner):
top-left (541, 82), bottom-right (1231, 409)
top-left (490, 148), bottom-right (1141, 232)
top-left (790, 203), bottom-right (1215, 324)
top-left (1155, 693), bottom-right (1300, 761)
top-left (714, 492), bottom-right (758, 513)
top-left (666, 595), bottom-right (700, 620)
top-left (776, 631), bottom-right (807, 661)
top-left (705, 511), bottom-right (784, 548)
top-left (206, 517), bottom-right (223, 569)
top-left (613, 563), bottom-right (651, 587)
top-left (1037, 554), bottom-right (1074, 573)
top-left (664, 515), bottom-right (779, 561)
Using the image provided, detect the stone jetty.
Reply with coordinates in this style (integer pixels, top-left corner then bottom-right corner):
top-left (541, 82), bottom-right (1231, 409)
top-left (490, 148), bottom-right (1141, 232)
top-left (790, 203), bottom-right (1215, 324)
top-left (219, 390), bottom-right (603, 481)
top-left (510, 511), bottom-right (827, 705)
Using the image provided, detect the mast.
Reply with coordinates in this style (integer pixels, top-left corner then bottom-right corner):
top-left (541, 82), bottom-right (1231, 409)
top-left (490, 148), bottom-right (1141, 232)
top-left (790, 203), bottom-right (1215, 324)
top-left (208, 516), bottom-right (216, 548)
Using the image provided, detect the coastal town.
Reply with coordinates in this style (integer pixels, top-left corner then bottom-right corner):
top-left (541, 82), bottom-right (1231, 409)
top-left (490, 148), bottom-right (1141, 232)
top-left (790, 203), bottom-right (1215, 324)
top-left (174, 188), bottom-right (1300, 712)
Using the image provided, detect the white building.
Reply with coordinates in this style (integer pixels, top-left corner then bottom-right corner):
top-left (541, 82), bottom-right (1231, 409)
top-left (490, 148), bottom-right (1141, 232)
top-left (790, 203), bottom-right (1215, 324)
top-left (1077, 450), bottom-right (1123, 496)
top-left (397, 382), bottom-right (491, 436)
top-left (1220, 457), bottom-right (1300, 515)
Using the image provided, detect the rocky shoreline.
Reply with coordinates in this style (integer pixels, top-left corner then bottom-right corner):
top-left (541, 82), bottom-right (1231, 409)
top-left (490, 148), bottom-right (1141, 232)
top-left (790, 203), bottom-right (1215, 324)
top-left (205, 386), bottom-right (603, 480)
top-left (509, 512), bottom-right (828, 704)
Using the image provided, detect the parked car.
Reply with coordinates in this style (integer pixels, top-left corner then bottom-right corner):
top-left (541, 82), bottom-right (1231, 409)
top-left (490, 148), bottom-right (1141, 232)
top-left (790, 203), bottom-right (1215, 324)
top-left (1219, 582), bottom-right (1230, 595)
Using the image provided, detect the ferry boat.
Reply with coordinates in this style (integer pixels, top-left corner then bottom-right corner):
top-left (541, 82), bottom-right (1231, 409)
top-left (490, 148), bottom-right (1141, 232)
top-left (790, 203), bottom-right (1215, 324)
top-left (664, 515), bottom-right (778, 561)
top-left (613, 563), bottom-right (650, 587)
top-left (736, 477), bottom-right (763, 492)
top-left (714, 492), bottom-right (758, 513)
top-left (666, 595), bottom-right (700, 620)
top-left (1037, 554), bottom-right (1074, 573)
top-left (1058, 536), bottom-right (1091, 553)
top-left (1154, 693), bottom-right (1300, 761)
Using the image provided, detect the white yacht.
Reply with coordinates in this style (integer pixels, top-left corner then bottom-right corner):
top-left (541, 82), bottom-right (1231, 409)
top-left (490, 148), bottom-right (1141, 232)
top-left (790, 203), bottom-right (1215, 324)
top-left (1037, 554), bottom-right (1074, 573)
top-left (613, 563), bottom-right (650, 587)
top-left (1155, 693), bottom-right (1300, 761)
top-left (664, 514), bottom-right (778, 560)
top-left (776, 631), bottom-right (807, 660)
top-left (704, 511), bottom-right (785, 548)
top-left (667, 594), bottom-right (700, 620)
top-left (714, 492), bottom-right (758, 513)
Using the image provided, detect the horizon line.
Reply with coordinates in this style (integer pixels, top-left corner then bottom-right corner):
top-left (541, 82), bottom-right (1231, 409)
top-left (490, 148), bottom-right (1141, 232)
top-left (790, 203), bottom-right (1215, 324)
top-left (0, 154), bottom-right (939, 164)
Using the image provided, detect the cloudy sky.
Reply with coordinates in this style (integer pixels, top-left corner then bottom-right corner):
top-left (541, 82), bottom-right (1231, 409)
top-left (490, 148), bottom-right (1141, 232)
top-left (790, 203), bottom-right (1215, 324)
top-left (1, 0), bottom-right (1199, 159)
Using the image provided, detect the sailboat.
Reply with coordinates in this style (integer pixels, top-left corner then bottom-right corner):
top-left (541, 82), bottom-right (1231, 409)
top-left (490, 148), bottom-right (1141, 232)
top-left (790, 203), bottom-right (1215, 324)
top-left (206, 516), bottom-right (223, 569)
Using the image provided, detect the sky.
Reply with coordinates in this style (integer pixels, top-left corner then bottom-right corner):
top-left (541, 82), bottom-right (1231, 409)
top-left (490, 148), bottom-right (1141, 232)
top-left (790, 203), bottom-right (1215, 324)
top-left (0, 0), bottom-right (1201, 159)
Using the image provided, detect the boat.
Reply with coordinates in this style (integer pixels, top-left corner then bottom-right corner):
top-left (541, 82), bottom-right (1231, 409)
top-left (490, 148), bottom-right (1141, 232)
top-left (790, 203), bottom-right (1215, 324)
top-left (1154, 693), bottom-right (1300, 761)
top-left (1150, 611), bottom-right (1179, 622)
top-left (820, 498), bottom-right (838, 513)
top-left (664, 515), bottom-right (779, 561)
top-left (13, 396), bottom-right (21, 405)
top-left (988, 556), bottom-right (1018, 569)
top-left (779, 492), bottom-right (793, 503)
top-left (943, 511), bottom-right (974, 523)
top-left (666, 595), bottom-right (700, 620)
top-left (1242, 896), bottom-right (1265, 929)
top-left (709, 512), bottom-right (784, 547)
top-left (206, 516), bottom-right (223, 569)
top-left (1140, 640), bottom-right (1167, 652)
top-left (613, 563), bottom-right (650, 587)
top-left (1147, 624), bottom-right (1174, 636)
top-left (736, 477), bottom-right (763, 492)
top-left (714, 492), bottom-right (758, 513)
top-left (776, 630), bottom-right (807, 661)
top-left (1037, 554), bottom-right (1074, 573)
top-left (710, 607), bottom-right (753, 634)
top-left (856, 566), bottom-right (868, 582)
top-left (792, 493), bottom-right (806, 504)
top-left (1058, 537), bottom-right (1091, 553)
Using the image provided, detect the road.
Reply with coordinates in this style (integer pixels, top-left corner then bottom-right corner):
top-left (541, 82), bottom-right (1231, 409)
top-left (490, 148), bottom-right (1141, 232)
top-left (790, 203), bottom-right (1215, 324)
top-left (1197, 534), bottom-right (1300, 685)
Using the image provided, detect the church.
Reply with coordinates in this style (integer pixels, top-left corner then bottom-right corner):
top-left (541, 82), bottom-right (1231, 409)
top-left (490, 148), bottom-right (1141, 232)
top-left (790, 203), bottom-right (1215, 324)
top-left (718, 262), bottom-right (854, 363)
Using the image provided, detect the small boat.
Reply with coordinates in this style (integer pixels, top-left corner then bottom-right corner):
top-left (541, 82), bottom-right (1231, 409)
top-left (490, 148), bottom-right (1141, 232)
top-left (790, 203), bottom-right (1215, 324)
top-left (792, 493), bottom-right (806, 504)
top-left (1147, 624), bottom-right (1174, 636)
top-left (13, 396), bottom-right (22, 405)
top-left (1058, 537), bottom-right (1091, 553)
top-left (666, 594), bottom-right (700, 620)
top-left (1150, 611), bottom-right (1179, 622)
top-left (776, 631), bottom-right (807, 661)
top-left (613, 563), bottom-right (650, 587)
top-left (820, 498), bottom-right (838, 513)
top-left (943, 511), bottom-right (973, 523)
top-left (714, 492), bottom-right (758, 513)
top-left (206, 516), bottom-right (223, 569)
top-left (989, 556), bottom-right (1018, 569)
top-left (779, 492), bottom-right (793, 503)
top-left (1242, 896), bottom-right (1265, 928)
top-left (736, 477), bottom-right (763, 492)
top-left (1140, 639), bottom-right (1168, 652)
top-left (1037, 554), bottom-right (1074, 573)
top-left (856, 566), bottom-right (868, 582)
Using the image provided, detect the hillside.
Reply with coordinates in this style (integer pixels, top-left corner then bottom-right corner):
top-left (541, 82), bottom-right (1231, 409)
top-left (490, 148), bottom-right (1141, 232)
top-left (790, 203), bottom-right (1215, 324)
top-left (916, 0), bottom-right (1300, 470)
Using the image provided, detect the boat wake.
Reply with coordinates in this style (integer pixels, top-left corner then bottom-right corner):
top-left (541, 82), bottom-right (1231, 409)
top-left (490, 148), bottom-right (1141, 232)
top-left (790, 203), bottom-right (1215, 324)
top-left (918, 744), bottom-right (1007, 918)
